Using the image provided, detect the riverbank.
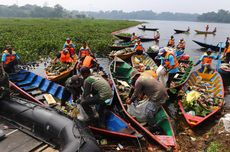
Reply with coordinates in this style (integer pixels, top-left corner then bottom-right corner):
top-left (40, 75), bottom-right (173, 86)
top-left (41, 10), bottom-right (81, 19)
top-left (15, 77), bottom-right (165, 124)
top-left (0, 18), bottom-right (140, 62)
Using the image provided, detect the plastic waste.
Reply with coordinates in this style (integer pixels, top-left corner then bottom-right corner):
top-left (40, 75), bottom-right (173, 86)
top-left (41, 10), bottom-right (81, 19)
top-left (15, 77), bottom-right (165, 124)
top-left (219, 113), bottom-right (230, 132)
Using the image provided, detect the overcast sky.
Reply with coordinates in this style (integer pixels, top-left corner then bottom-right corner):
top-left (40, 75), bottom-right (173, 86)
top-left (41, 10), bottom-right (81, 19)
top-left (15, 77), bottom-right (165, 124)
top-left (0, 0), bottom-right (229, 13)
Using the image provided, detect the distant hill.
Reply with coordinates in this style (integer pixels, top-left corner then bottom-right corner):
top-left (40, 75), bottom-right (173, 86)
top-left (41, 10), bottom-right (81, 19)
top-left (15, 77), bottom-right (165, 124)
top-left (0, 4), bottom-right (86, 18)
top-left (84, 10), bottom-right (199, 21)
top-left (1, 4), bottom-right (230, 23)
top-left (197, 9), bottom-right (230, 23)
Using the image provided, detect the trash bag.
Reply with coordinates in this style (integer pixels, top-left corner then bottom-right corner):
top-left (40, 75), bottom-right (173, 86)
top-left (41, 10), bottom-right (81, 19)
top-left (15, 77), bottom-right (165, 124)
top-left (127, 98), bottom-right (150, 123)
top-left (156, 65), bottom-right (168, 87)
top-left (76, 104), bottom-right (89, 121)
top-left (219, 113), bottom-right (230, 132)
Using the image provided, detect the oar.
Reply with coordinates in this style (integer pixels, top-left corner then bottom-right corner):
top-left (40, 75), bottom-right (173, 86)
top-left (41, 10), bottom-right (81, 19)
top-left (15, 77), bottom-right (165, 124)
top-left (216, 42), bottom-right (223, 70)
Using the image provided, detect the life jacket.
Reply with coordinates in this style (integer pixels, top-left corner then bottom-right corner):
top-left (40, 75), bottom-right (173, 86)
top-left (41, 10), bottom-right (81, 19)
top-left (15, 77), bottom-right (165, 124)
top-left (141, 70), bottom-right (157, 79)
top-left (168, 39), bottom-right (175, 46)
top-left (3, 50), bottom-right (17, 65)
top-left (60, 51), bottom-right (73, 63)
top-left (135, 44), bottom-right (144, 52)
top-left (82, 55), bottom-right (94, 68)
top-left (224, 45), bottom-right (230, 54)
top-left (201, 54), bottom-right (213, 65)
top-left (177, 41), bottom-right (185, 49)
top-left (164, 51), bottom-right (179, 70)
top-left (80, 48), bottom-right (90, 58)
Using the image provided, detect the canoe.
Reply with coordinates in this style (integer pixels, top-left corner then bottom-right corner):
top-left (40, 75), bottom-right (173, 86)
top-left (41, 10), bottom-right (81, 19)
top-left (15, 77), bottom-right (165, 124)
top-left (170, 57), bottom-right (194, 89)
top-left (194, 30), bottom-right (216, 34)
top-left (109, 41), bottom-right (134, 50)
top-left (109, 57), bottom-right (177, 150)
top-left (45, 54), bottom-right (78, 82)
top-left (138, 27), bottom-right (159, 31)
top-left (131, 54), bottom-right (158, 71)
top-left (193, 40), bottom-right (225, 52)
top-left (178, 69), bottom-right (224, 127)
top-left (109, 48), bottom-right (135, 61)
top-left (9, 69), bottom-right (140, 139)
top-left (114, 34), bottom-right (158, 42)
top-left (174, 29), bottom-right (189, 34)
top-left (0, 96), bottom-right (100, 152)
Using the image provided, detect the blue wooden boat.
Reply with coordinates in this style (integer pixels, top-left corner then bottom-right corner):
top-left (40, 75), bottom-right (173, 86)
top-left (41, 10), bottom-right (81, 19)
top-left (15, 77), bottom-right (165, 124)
top-left (9, 69), bottom-right (141, 139)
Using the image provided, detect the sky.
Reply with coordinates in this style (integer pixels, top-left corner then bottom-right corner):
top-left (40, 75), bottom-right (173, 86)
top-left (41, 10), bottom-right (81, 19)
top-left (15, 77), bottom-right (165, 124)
top-left (0, 0), bottom-right (230, 14)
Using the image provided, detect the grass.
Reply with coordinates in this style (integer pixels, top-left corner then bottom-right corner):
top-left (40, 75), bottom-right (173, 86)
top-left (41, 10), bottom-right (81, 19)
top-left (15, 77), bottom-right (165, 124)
top-left (207, 141), bottom-right (221, 152)
top-left (0, 18), bottom-right (140, 62)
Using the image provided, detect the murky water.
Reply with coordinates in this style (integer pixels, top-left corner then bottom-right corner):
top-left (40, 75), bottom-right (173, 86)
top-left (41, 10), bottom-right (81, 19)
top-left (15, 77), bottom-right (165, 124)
top-left (117, 20), bottom-right (230, 105)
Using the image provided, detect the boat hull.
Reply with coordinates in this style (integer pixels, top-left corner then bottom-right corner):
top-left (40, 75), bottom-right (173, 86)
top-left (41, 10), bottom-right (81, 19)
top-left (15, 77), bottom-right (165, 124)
top-left (178, 70), bottom-right (224, 127)
top-left (114, 34), bottom-right (157, 42)
top-left (193, 40), bottom-right (225, 52)
top-left (138, 27), bottom-right (159, 31)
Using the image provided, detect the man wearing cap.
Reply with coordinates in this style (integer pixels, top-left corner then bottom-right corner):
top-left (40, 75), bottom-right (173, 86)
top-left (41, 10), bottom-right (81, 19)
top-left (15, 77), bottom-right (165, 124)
top-left (61, 75), bottom-right (83, 106)
top-left (194, 48), bottom-right (219, 73)
top-left (167, 36), bottom-right (175, 47)
top-left (80, 67), bottom-right (112, 126)
top-left (63, 38), bottom-right (75, 49)
top-left (55, 48), bottom-right (73, 63)
top-left (158, 48), bottom-right (179, 87)
top-left (1, 45), bottom-right (20, 73)
top-left (126, 70), bottom-right (168, 131)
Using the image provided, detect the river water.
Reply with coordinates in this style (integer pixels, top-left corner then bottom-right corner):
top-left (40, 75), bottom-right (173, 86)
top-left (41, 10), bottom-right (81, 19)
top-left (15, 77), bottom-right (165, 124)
top-left (116, 20), bottom-right (230, 106)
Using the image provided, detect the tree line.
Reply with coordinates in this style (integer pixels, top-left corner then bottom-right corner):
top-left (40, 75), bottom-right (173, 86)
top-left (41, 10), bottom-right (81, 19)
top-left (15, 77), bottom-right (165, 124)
top-left (0, 4), bottom-right (86, 18)
top-left (197, 9), bottom-right (230, 23)
top-left (0, 4), bottom-right (230, 23)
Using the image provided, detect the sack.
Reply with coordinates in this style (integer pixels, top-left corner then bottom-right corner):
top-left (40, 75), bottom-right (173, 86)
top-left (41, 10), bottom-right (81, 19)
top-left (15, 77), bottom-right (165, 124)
top-left (156, 65), bottom-right (168, 87)
top-left (76, 104), bottom-right (89, 121)
top-left (127, 98), bottom-right (150, 122)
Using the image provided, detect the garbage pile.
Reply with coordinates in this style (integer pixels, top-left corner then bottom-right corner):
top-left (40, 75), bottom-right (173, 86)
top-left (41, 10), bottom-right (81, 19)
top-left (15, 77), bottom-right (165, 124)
top-left (46, 62), bottom-right (73, 75)
top-left (109, 48), bottom-right (134, 57)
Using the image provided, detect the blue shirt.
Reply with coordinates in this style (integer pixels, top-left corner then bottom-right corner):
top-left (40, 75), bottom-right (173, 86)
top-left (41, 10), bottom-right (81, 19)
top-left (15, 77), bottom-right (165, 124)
top-left (63, 42), bottom-right (75, 49)
top-left (160, 54), bottom-right (179, 74)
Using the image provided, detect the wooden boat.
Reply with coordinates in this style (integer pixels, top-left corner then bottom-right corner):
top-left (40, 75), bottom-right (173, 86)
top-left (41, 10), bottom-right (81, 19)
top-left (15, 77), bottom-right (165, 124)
top-left (170, 57), bottom-right (194, 89)
top-left (109, 57), bottom-right (177, 150)
top-left (9, 69), bottom-right (140, 139)
top-left (193, 40), bottom-right (225, 52)
top-left (174, 29), bottom-right (189, 34)
top-left (138, 27), bottom-right (159, 31)
top-left (114, 34), bottom-right (158, 42)
top-left (109, 41), bottom-right (134, 50)
top-left (109, 48), bottom-right (135, 61)
top-left (45, 54), bottom-right (78, 82)
top-left (217, 62), bottom-right (230, 85)
top-left (178, 69), bottom-right (224, 127)
top-left (131, 54), bottom-right (158, 71)
top-left (0, 96), bottom-right (100, 152)
top-left (194, 29), bottom-right (216, 34)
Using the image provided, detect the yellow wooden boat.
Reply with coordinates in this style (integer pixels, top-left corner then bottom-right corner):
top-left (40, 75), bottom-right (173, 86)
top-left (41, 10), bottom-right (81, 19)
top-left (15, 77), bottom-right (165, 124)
top-left (131, 54), bottom-right (158, 72)
top-left (45, 55), bottom-right (78, 82)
